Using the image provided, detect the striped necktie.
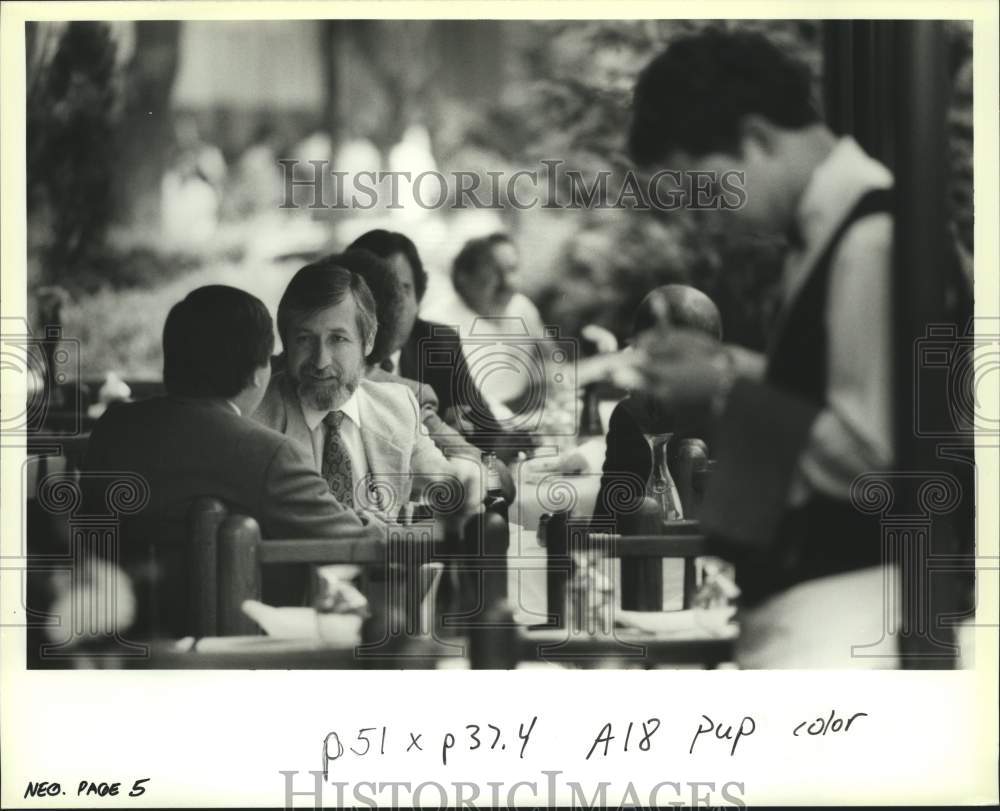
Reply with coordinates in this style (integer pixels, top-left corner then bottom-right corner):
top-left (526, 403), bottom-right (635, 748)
top-left (321, 411), bottom-right (353, 507)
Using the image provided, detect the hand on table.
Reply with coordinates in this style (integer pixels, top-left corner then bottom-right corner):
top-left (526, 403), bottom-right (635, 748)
top-left (356, 508), bottom-right (389, 533)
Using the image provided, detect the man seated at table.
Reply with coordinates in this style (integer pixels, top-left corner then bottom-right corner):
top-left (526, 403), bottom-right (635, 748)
top-left (346, 229), bottom-right (515, 454)
top-left (83, 285), bottom-right (381, 637)
top-left (420, 232), bottom-right (548, 421)
top-left (328, 248), bottom-right (516, 503)
top-left (253, 260), bottom-right (484, 520)
top-left (592, 284), bottom-right (725, 525)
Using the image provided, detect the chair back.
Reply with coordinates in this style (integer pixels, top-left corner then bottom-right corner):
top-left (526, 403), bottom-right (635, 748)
top-left (186, 497), bottom-right (228, 637)
top-left (186, 499), bottom-right (470, 637)
top-left (468, 510), bottom-right (734, 670)
top-left (26, 435), bottom-right (91, 500)
top-left (546, 507), bottom-right (711, 618)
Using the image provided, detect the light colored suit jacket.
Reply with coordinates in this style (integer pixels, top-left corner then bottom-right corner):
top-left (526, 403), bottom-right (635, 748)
top-left (253, 372), bottom-right (456, 512)
top-left (365, 366), bottom-right (481, 462)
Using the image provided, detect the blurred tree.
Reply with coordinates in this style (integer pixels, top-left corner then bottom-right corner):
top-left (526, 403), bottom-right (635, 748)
top-left (325, 20), bottom-right (436, 161)
top-left (321, 20), bottom-right (509, 168)
top-left (27, 22), bottom-right (120, 285)
top-left (114, 21), bottom-right (181, 227)
top-left (470, 20), bottom-right (822, 350)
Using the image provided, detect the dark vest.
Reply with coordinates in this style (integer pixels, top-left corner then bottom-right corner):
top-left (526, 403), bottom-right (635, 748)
top-left (738, 188), bottom-right (893, 605)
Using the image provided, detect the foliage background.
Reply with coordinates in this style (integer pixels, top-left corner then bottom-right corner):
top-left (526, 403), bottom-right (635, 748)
top-left (24, 19), bottom-right (973, 379)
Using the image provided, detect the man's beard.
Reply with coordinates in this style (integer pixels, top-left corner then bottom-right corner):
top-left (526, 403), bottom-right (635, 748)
top-left (296, 369), bottom-right (359, 412)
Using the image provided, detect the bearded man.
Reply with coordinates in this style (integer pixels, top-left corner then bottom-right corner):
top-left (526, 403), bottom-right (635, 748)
top-left (253, 261), bottom-right (483, 518)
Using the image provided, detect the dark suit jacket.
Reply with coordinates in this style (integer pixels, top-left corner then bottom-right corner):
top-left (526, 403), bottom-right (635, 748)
top-left (400, 318), bottom-right (512, 451)
top-left (83, 396), bottom-right (373, 636)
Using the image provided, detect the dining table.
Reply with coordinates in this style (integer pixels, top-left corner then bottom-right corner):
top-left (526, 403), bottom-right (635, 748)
top-left (137, 427), bottom-right (737, 670)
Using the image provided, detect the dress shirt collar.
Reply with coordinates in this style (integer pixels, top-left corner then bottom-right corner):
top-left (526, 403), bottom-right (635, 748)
top-left (793, 137), bottom-right (892, 250)
top-left (300, 389), bottom-right (361, 432)
top-left (783, 136), bottom-right (893, 302)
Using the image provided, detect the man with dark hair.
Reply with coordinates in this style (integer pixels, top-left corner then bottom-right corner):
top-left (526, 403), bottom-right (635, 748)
top-left (84, 285), bottom-right (377, 637)
top-left (628, 29), bottom-right (820, 169)
top-left (627, 30), bottom-right (896, 666)
top-left (161, 284), bottom-right (276, 399)
top-left (346, 230), bottom-right (512, 454)
top-left (449, 233), bottom-right (525, 320)
top-left (254, 261), bottom-right (483, 517)
top-left (348, 228), bottom-right (430, 303)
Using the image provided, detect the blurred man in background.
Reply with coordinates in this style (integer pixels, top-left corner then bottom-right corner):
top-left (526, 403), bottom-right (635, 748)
top-left (348, 229), bottom-right (523, 457)
top-left (421, 233), bottom-right (547, 417)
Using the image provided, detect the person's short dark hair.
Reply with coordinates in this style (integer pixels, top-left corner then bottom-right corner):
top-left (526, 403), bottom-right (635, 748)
top-left (451, 232), bottom-right (514, 287)
top-left (632, 284), bottom-right (723, 341)
top-left (276, 258), bottom-right (377, 354)
top-left (628, 29), bottom-right (820, 166)
top-left (326, 249), bottom-right (404, 365)
top-left (163, 285), bottom-right (274, 398)
top-left (347, 229), bottom-right (429, 302)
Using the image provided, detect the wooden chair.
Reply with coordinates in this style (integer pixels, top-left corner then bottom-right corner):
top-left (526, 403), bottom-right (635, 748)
top-left (185, 499), bottom-right (509, 639)
top-left (467, 509), bottom-right (735, 669)
top-left (26, 434), bottom-right (91, 497)
top-left (545, 506), bottom-right (710, 615)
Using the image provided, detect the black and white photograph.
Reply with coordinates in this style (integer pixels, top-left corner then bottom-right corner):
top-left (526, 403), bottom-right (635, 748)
top-left (1, 3), bottom-right (997, 808)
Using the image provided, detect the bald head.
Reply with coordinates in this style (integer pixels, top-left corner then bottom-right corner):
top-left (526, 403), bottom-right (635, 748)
top-left (632, 284), bottom-right (722, 341)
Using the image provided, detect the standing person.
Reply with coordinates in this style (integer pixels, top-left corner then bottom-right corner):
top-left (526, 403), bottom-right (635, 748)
top-left (627, 30), bottom-right (898, 667)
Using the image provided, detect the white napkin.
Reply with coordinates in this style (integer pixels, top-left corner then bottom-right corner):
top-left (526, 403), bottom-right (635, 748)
top-left (241, 600), bottom-right (363, 644)
top-left (615, 606), bottom-right (738, 638)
